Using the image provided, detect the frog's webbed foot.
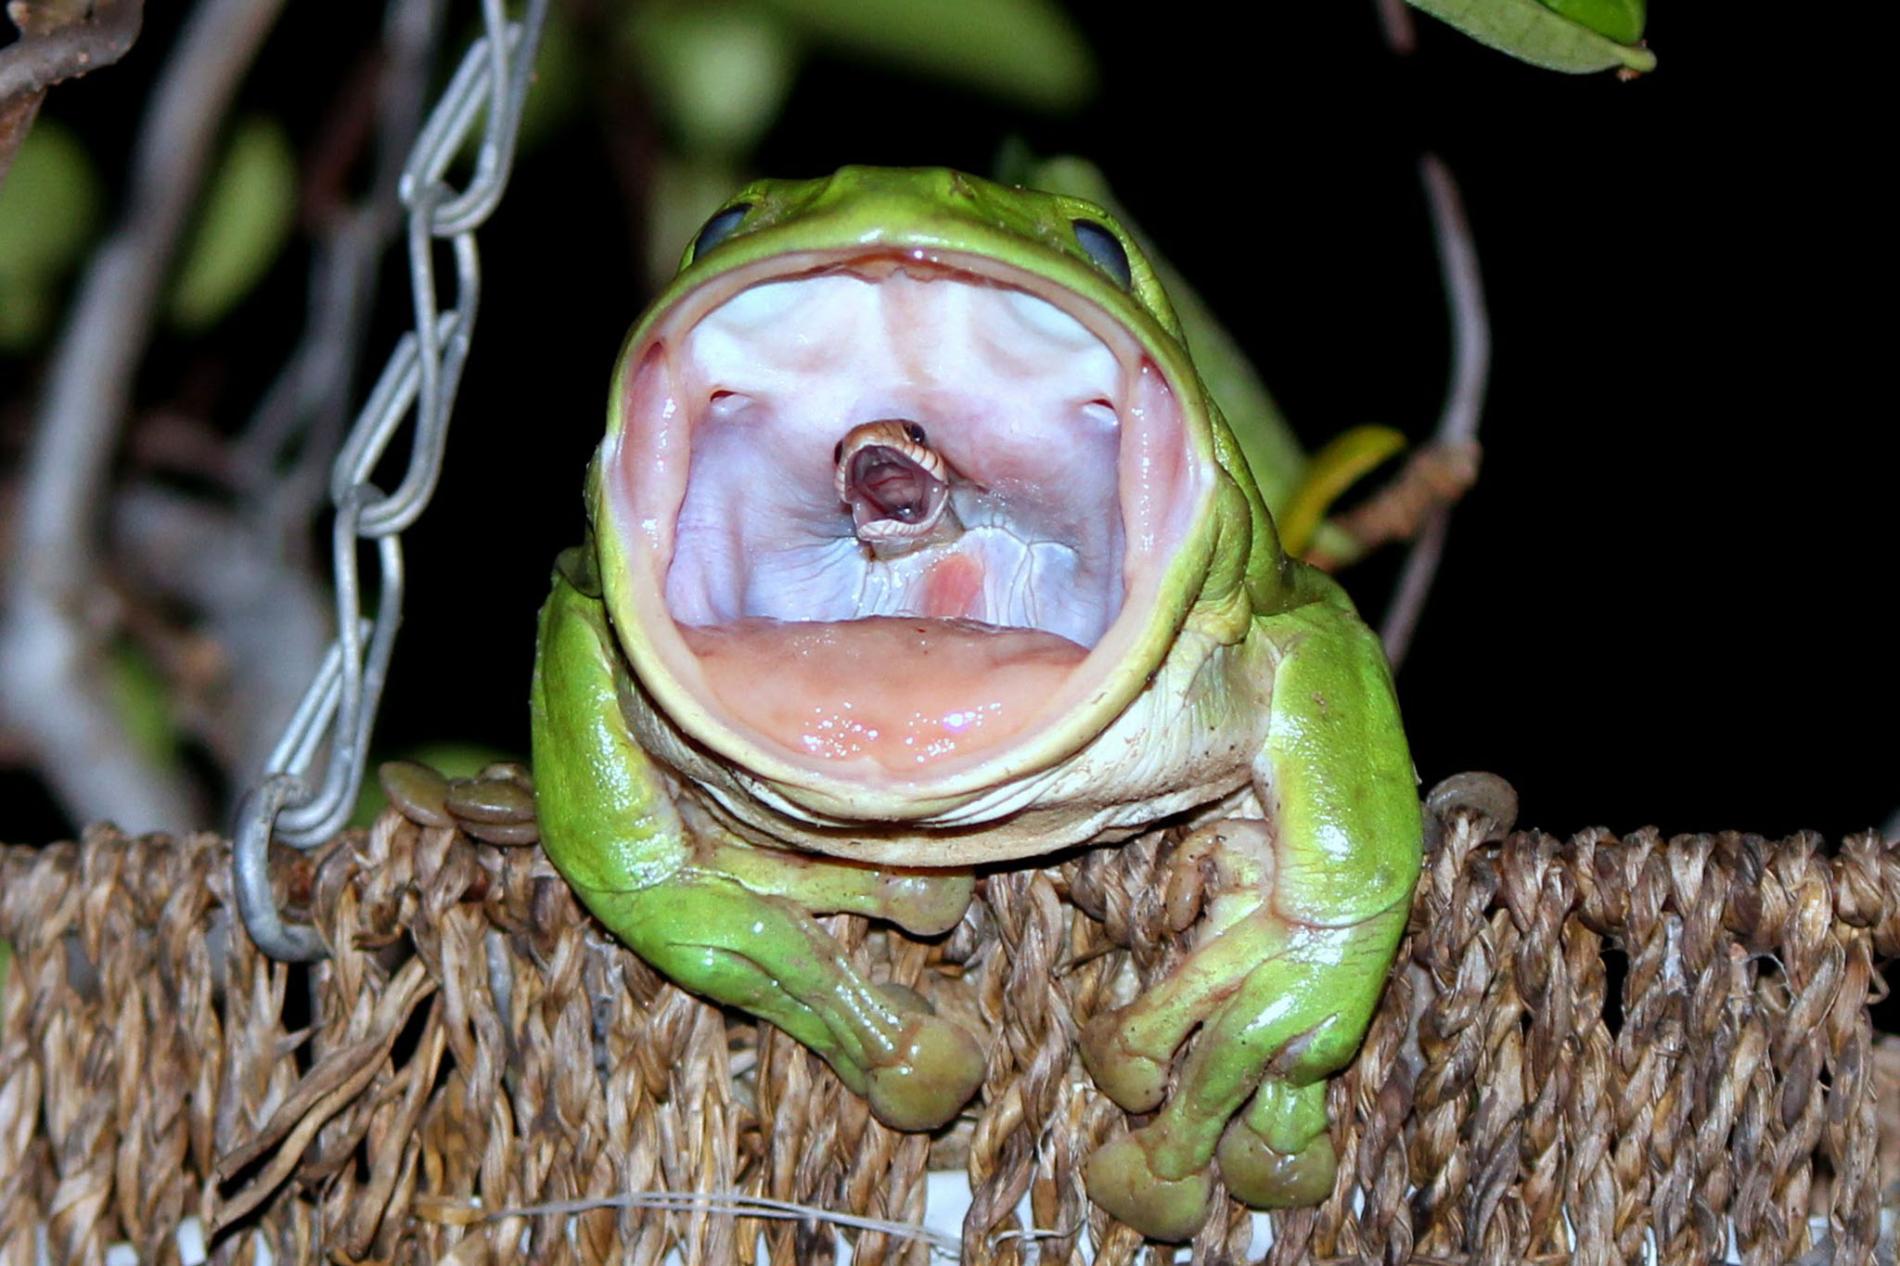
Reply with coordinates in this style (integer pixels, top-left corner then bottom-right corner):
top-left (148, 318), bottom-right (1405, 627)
top-left (532, 568), bottom-right (984, 1132)
top-left (1078, 820), bottom-right (1407, 1240)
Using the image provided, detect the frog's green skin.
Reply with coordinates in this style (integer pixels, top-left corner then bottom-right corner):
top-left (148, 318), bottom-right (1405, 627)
top-left (530, 167), bottom-right (1421, 1242)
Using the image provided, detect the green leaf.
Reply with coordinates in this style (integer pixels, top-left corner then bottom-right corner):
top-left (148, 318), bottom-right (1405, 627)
top-left (756, 0), bottom-right (1095, 111)
top-left (1406, 0), bottom-right (1655, 73)
top-left (1538, 0), bottom-right (1644, 46)
top-left (166, 116), bottom-right (297, 331)
top-left (0, 280), bottom-right (52, 351)
top-left (1275, 425), bottom-right (1406, 557)
top-left (625, 4), bottom-right (798, 156)
top-left (0, 120), bottom-right (102, 348)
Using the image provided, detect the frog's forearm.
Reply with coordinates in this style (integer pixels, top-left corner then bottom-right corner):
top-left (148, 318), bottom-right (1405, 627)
top-left (1253, 566), bottom-right (1422, 926)
top-left (573, 873), bottom-right (940, 1097)
top-left (699, 836), bottom-right (973, 937)
top-left (531, 570), bottom-right (984, 1129)
top-left (530, 564), bottom-right (685, 893)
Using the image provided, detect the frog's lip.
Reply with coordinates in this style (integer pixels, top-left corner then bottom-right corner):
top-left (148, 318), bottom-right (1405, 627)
top-left (600, 246), bottom-right (1215, 810)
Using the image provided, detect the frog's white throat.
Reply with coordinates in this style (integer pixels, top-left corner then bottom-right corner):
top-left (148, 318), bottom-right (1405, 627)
top-left (608, 253), bottom-right (1207, 792)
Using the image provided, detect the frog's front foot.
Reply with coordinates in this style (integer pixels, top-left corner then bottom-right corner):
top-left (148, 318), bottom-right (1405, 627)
top-left (1084, 1082), bottom-right (1337, 1238)
top-left (1083, 1130), bottom-right (1216, 1244)
top-left (1078, 1010), bottom-right (1169, 1112)
top-left (862, 990), bottom-right (988, 1130)
top-left (1216, 1110), bottom-right (1337, 1209)
top-left (1077, 821), bottom-right (1406, 1241)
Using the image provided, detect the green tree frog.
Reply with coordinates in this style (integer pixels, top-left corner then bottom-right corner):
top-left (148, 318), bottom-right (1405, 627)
top-left (530, 167), bottom-right (1422, 1242)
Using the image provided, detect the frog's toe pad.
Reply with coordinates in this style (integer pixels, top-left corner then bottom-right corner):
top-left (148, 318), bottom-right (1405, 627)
top-left (863, 1013), bottom-right (985, 1132)
top-left (1084, 1134), bottom-right (1214, 1242)
top-left (1078, 1011), bottom-right (1169, 1113)
top-left (1217, 1117), bottom-right (1337, 1209)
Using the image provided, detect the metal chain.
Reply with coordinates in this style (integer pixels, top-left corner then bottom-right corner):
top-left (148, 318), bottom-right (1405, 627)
top-left (234, 0), bottom-right (548, 962)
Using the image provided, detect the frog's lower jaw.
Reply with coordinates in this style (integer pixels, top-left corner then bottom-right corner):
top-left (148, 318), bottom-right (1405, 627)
top-left (609, 616), bottom-right (1270, 866)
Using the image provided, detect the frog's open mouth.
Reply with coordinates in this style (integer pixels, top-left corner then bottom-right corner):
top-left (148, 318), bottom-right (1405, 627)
top-left (609, 250), bottom-right (1204, 783)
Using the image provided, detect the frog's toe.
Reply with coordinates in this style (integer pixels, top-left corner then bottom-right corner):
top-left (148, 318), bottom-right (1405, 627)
top-left (1217, 1116), bottom-right (1337, 1209)
top-left (1078, 1010), bottom-right (1170, 1113)
top-left (863, 1011), bottom-right (986, 1131)
top-left (1083, 1133), bottom-right (1214, 1243)
top-left (876, 870), bottom-right (975, 937)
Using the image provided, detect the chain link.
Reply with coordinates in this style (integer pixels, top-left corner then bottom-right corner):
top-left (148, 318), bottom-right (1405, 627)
top-left (234, 0), bottom-right (549, 962)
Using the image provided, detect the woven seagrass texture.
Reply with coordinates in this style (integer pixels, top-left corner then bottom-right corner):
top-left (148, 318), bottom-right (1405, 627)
top-left (2, 786), bottom-right (1896, 1265)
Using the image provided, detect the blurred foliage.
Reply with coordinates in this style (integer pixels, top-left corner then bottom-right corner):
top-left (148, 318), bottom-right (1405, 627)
top-left (165, 115), bottom-right (297, 331)
top-left (0, 120), bottom-right (102, 350)
top-left (105, 639), bottom-right (184, 770)
top-left (749, 0), bottom-right (1094, 111)
top-left (625, 5), bottom-right (798, 155)
top-left (1407, 0), bottom-right (1653, 73)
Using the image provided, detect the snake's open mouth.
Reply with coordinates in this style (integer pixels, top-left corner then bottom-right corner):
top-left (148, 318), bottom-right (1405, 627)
top-left (849, 444), bottom-right (938, 520)
top-left (610, 250), bottom-right (1204, 782)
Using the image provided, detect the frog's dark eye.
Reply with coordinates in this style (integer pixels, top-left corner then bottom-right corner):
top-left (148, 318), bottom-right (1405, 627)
top-left (1072, 219), bottom-right (1132, 288)
top-left (832, 439), bottom-right (845, 464)
top-left (904, 422), bottom-right (927, 445)
top-left (691, 203), bottom-right (751, 262)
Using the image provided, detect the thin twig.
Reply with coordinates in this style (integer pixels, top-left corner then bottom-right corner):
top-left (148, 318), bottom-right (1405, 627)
top-left (0, 0), bottom-right (285, 832)
top-left (1373, 0), bottom-right (1417, 55)
top-left (1380, 153), bottom-right (1490, 670)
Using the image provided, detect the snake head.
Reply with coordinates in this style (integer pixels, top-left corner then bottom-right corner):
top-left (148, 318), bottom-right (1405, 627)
top-left (833, 419), bottom-right (960, 556)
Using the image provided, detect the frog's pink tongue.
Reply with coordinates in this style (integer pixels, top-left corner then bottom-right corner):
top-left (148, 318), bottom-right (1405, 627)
top-left (678, 617), bottom-right (1087, 771)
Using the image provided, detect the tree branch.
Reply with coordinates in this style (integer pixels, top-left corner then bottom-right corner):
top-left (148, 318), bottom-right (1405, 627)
top-left (0, 0), bottom-right (141, 99)
top-left (0, 0), bottom-right (284, 832)
top-left (1380, 153), bottom-right (1491, 670)
top-left (0, 0), bottom-right (143, 186)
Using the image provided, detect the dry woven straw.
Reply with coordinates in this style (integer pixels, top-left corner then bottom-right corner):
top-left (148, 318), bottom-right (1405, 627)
top-left (2, 773), bottom-right (1895, 1265)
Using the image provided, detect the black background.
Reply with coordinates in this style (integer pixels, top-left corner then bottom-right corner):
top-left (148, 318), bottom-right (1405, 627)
top-left (5, 4), bottom-right (1892, 847)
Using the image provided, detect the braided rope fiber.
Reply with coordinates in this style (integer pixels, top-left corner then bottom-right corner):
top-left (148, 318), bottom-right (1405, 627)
top-left (2, 779), bottom-right (1895, 1264)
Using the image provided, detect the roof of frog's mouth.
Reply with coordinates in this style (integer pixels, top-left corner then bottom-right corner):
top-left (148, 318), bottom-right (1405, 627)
top-left (602, 246), bottom-right (1211, 800)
